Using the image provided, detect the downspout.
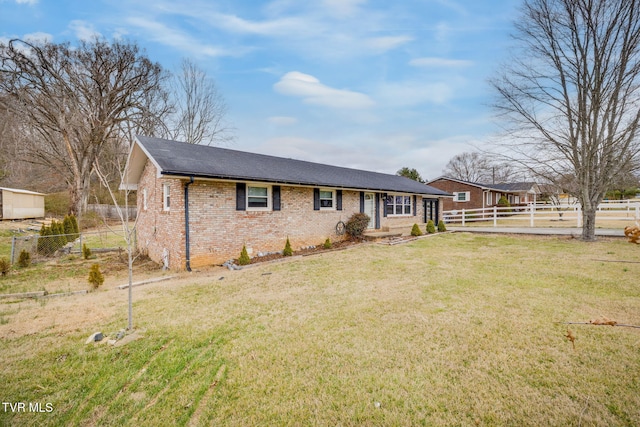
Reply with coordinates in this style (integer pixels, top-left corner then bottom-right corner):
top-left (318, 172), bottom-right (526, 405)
top-left (184, 176), bottom-right (194, 272)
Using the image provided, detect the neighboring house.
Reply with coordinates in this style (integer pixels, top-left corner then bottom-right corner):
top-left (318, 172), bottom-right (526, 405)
top-left (0, 187), bottom-right (45, 220)
top-left (122, 136), bottom-right (451, 270)
top-left (426, 177), bottom-right (540, 212)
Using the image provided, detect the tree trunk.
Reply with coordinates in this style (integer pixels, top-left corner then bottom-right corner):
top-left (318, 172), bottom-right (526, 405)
top-left (69, 171), bottom-right (92, 216)
top-left (581, 205), bottom-right (597, 241)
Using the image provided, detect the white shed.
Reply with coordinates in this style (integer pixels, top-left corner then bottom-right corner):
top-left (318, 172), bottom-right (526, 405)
top-left (0, 187), bottom-right (45, 220)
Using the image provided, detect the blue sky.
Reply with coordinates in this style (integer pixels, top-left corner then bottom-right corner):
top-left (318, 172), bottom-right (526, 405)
top-left (1, 0), bottom-right (520, 180)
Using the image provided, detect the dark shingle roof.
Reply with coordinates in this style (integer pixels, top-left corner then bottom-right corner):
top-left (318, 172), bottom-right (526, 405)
top-left (427, 176), bottom-right (537, 193)
top-left (136, 135), bottom-right (449, 196)
top-left (479, 182), bottom-right (537, 192)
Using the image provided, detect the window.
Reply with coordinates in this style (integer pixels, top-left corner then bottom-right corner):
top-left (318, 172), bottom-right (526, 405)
top-left (485, 192), bottom-right (492, 206)
top-left (247, 185), bottom-right (270, 210)
top-left (385, 194), bottom-right (412, 216)
top-left (319, 190), bottom-right (334, 209)
top-left (163, 184), bottom-right (170, 211)
top-left (143, 188), bottom-right (148, 211)
top-left (454, 191), bottom-right (470, 202)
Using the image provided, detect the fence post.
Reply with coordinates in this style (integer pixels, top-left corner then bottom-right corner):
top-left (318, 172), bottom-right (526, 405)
top-left (577, 205), bottom-right (582, 227)
top-left (530, 204), bottom-right (535, 227)
top-left (493, 206), bottom-right (497, 227)
top-left (461, 209), bottom-right (465, 226)
top-left (10, 236), bottom-right (16, 265)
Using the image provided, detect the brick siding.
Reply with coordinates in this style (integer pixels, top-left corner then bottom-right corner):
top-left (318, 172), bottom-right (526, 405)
top-left (137, 161), bottom-right (438, 269)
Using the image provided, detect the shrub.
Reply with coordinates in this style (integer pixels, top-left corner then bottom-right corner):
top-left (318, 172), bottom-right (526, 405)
top-left (63, 215), bottom-right (79, 242)
top-left (411, 223), bottom-right (423, 237)
top-left (323, 238), bottom-right (332, 249)
top-left (0, 258), bottom-right (10, 276)
top-left (437, 220), bottom-right (447, 232)
top-left (82, 243), bottom-right (92, 260)
top-left (238, 245), bottom-right (251, 266)
top-left (87, 264), bottom-right (104, 289)
top-left (497, 196), bottom-right (512, 214)
top-left (283, 237), bottom-right (293, 256)
top-left (52, 220), bottom-right (66, 249)
top-left (69, 214), bottom-right (79, 237)
top-left (426, 220), bottom-right (436, 234)
top-left (63, 215), bottom-right (73, 242)
top-left (345, 213), bottom-right (370, 239)
top-left (37, 223), bottom-right (54, 256)
top-left (18, 250), bottom-right (31, 268)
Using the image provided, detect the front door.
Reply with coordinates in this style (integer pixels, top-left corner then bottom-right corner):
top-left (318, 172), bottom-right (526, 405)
top-left (364, 193), bottom-right (376, 228)
top-left (424, 199), bottom-right (439, 223)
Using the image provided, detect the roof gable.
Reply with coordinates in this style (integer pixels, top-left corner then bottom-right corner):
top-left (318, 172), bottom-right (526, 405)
top-left (123, 136), bottom-right (450, 196)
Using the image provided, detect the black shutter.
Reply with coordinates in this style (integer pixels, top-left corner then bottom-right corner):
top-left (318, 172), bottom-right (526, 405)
top-left (413, 195), bottom-right (417, 216)
top-left (359, 192), bottom-right (365, 213)
top-left (336, 190), bottom-right (343, 211)
top-left (313, 188), bottom-right (320, 210)
top-left (272, 186), bottom-right (281, 211)
top-left (375, 193), bottom-right (381, 229)
top-left (383, 193), bottom-right (388, 217)
top-left (236, 183), bottom-right (246, 211)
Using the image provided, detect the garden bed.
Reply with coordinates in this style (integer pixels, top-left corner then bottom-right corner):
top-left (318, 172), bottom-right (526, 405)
top-left (231, 239), bottom-right (364, 267)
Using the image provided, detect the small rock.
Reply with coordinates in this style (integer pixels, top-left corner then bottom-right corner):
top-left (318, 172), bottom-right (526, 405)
top-left (85, 332), bottom-right (103, 344)
top-left (115, 330), bottom-right (126, 340)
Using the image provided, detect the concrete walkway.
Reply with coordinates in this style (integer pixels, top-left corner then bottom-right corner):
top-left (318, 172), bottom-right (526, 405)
top-left (448, 226), bottom-right (625, 237)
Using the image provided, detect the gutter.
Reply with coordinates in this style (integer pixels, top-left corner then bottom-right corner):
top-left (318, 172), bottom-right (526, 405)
top-left (184, 176), bottom-right (194, 272)
top-left (162, 171), bottom-right (451, 197)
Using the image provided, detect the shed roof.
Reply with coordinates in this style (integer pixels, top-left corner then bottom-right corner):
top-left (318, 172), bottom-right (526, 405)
top-left (124, 136), bottom-right (450, 196)
top-left (0, 187), bottom-right (45, 196)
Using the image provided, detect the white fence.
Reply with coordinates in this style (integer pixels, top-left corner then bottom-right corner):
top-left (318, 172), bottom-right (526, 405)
top-left (87, 204), bottom-right (136, 220)
top-left (443, 202), bottom-right (640, 228)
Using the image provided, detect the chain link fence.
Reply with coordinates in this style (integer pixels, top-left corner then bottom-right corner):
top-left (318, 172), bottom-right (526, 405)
top-left (10, 229), bottom-right (134, 265)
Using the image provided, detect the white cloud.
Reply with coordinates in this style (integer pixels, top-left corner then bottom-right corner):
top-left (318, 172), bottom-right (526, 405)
top-left (274, 71), bottom-right (375, 109)
top-left (435, 22), bottom-right (451, 43)
top-left (15, 0), bottom-right (37, 4)
top-left (267, 116), bottom-right (298, 126)
top-left (377, 80), bottom-right (455, 106)
top-left (365, 36), bottom-right (413, 53)
top-left (69, 20), bottom-right (101, 41)
top-left (22, 32), bottom-right (53, 44)
top-left (322, 0), bottom-right (366, 18)
top-left (409, 57), bottom-right (473, 68)
top-left (212, 13), bottom-right (311, 36)
top-left (126, 17), bottom-right (243, 57)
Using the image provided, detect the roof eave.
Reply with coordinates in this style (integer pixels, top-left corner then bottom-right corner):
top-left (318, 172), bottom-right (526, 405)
top-left (160, 171), bottom-right (450, 197)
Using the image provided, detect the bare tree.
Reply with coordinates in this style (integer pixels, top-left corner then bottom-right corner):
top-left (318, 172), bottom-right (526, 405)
top-left (94, 155), bottom-right (138, 331)
top-left (169, 58), bottom-right (232, 145)
top-left (490, 0), bottom-right (640, 241)
top-left (442, 151), bottom-right (516, 183)
top-left (0, 38), bottom-right (168, 216)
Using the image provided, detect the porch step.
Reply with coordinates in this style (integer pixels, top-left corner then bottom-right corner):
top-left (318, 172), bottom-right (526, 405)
top-left (363, 230), bottom-right (403, 239)
top-left (364, 223), bottom-right (427, 240)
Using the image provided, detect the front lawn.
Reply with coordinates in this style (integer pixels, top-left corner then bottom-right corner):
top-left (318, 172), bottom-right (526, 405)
top-left (1, 233), bottom-right (639, 426)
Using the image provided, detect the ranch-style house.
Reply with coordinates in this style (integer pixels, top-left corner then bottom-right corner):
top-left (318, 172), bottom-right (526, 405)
top-left (122, 136), bottom-right (451, 270)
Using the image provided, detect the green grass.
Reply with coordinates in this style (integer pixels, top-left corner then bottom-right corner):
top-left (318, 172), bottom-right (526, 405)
top-left (1, 233), bottom-right (640, 426)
